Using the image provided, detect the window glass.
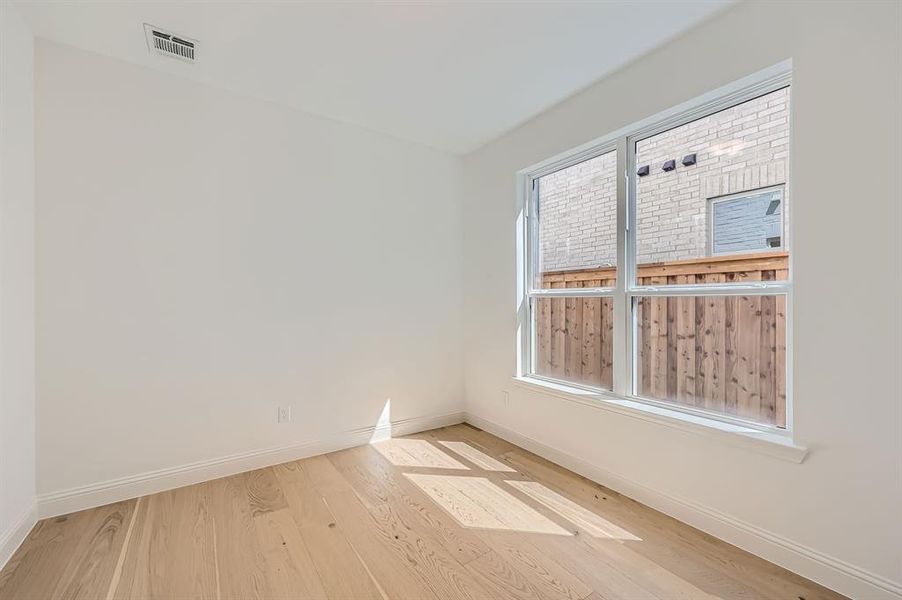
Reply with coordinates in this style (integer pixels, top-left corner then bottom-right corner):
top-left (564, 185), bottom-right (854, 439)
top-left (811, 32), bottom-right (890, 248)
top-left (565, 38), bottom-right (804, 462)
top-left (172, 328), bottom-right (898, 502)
top-left (535, 151), bottom-right (617, 289)
top-left (533, 297), bottom-right (613, 390)
top-left (636, 294), bottom-right (786, 427)
top-left (634, 87), bottom-right (789, 280)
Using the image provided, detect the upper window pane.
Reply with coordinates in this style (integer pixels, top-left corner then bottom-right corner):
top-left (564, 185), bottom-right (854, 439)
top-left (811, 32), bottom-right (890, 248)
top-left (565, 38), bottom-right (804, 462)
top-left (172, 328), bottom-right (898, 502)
top-left (634, 87), bottom-right (790, 282)
top-left (535, 150), bottom-right (617, 289)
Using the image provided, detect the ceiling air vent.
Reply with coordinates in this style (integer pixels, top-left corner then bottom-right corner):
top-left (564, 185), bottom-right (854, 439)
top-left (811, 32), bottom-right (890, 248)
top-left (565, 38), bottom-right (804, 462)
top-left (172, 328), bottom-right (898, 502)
top-left (144, 24), bottom-right (197, 63)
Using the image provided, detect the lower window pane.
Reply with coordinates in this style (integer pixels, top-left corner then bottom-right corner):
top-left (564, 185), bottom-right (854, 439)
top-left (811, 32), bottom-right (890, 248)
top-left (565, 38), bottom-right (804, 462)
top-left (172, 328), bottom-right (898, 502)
top-left (636, 295), bottom-right (786, 428)
top-left (533, 297), bottom-right (613, 390)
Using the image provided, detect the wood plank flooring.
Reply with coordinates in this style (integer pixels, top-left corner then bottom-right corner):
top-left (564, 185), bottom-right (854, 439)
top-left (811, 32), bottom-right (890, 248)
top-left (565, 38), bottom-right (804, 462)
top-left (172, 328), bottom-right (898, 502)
top-left (0, 424), bottom-right (846, 599)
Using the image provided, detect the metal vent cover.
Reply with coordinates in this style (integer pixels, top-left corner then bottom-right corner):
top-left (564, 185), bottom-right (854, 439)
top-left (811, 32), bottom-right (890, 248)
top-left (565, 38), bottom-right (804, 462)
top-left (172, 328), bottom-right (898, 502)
top-left (144, 24), bottom-right (197, 63)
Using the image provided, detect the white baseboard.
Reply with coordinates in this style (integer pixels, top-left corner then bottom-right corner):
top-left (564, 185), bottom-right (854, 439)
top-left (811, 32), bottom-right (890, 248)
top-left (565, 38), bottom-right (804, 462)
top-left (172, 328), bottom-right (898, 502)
top-left (37, 411), bottom-right (464, 519)
top-left (464, 412), bottom-right (902, 600)
top-left (0, 502), bottom-right (37, 572)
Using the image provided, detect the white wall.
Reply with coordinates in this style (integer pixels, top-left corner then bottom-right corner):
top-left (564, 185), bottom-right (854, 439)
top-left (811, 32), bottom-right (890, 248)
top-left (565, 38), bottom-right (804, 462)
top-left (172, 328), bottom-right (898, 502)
top-left (462, 1), bottom-right (901, 599)
top-left (35, 42), bottom-right (463, 503)
top-left (0, 0), bottom-right (37, 568)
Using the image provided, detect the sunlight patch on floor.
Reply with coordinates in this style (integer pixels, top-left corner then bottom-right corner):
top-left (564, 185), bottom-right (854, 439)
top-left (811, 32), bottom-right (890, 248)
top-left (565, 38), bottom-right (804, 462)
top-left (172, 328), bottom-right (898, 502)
top-left (507, 480), bottom-right (641, 540)
top-left (373, 439), bottom-right (469, 469)
top-left (404, 473), bottom-right (572, 535)
top-left (436, 441), bottom-right (516, 472)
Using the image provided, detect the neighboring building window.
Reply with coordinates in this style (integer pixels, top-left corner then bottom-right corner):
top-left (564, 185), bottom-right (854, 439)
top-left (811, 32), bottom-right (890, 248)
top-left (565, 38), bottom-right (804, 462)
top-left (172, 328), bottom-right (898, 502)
top-left (522, 70), bottom-right (791, 431)
top-left (710, 187), bottom-right (784, 255)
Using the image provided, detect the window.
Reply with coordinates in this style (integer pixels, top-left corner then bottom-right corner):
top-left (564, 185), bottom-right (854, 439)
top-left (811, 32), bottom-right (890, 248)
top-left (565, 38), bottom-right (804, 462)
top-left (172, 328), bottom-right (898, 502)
top-left (531, 150), bottom-right (617, 389)
top-left (709, 187), bottom-right (784, 256)
top-left (521, 67), bottom-right (791, 430)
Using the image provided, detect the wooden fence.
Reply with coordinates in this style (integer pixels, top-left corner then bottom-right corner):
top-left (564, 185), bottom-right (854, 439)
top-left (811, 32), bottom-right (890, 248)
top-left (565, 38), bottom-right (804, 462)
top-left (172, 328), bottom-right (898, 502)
top-left (535, 251), bottom-right (788, 427)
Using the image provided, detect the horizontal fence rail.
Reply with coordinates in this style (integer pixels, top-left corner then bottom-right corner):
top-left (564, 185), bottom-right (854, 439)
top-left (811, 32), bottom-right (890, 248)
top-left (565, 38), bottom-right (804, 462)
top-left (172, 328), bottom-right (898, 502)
top-left (534, 251), bottom-right (788, 427)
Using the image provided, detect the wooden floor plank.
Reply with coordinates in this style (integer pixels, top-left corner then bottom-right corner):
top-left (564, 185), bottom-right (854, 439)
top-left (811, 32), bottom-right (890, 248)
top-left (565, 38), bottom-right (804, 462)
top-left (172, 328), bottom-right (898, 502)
top-left (524, 532), bottom-right (661, 600)
top-left (0, 425), bottom-right (847, 600)
top-left (463, 549), bottom-right (548, 600)
top-left (475, 532), bottom-right (592, 600)
top-left (111, 483), bottom-right (218, 600)
top-left (301, 455), bottom-right (447, 599)
top-left (329, 444), bottom-right (492, 564)
top-left (50, 500), bottom-right (136, 600)
top-left (206, 474), bottom-right (274, 599)
top-left (0, 500), bottom-right (136, 600)
top-left (244, 467), bottom-right (289, 516)
top-left (304, 454), bottom-right (503, 600)
top-left (273, 460), bottom-right (385, 600)
top-left (252, 506), bottom-right (328, 600)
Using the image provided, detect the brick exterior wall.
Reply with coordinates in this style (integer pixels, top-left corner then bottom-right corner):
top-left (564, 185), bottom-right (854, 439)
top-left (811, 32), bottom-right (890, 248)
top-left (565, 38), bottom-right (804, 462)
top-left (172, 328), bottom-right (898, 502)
top-left (538, 88), bottom-right (789, 271)
top-left (537, 151), bottom-right (618, 271)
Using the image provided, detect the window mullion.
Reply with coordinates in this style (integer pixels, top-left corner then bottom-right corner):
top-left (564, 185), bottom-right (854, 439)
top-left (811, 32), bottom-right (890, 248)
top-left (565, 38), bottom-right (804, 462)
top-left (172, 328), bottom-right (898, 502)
top-left (612, 136), bottom-right (630, 397)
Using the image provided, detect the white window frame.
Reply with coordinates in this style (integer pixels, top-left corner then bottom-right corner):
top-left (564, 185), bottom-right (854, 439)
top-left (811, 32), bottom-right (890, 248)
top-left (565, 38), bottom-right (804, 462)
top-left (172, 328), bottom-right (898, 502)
top-left (517, 62), bottom-right (793, 437)
top-left (707, 185), bottom-right (786, 257)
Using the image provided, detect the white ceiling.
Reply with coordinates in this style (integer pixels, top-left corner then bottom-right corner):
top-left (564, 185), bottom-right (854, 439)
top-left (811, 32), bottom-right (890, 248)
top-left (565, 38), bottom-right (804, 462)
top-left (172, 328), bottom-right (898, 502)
top-left (15, 1), bottom-right (732, 154)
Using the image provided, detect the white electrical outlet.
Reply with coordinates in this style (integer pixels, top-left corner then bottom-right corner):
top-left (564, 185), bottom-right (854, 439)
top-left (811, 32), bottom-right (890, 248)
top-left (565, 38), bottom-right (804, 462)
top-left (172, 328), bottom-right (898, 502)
top-left (278, 406), bottom-right (292, 423)
top-left (502, 390), bottom-right (510, 408)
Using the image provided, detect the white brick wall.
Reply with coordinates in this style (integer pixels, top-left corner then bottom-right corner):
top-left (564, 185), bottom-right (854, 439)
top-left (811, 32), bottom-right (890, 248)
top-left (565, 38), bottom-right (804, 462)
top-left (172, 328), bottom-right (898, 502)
top-left (538, 151), bottom-right (617, 272)
top-left (538, 88), bottom-right (790, 271)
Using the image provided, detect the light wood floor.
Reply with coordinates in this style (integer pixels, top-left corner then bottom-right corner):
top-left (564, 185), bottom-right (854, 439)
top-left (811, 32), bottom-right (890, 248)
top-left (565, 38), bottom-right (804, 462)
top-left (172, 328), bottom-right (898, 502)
top-left (0, 424), bottom-right (845, 600)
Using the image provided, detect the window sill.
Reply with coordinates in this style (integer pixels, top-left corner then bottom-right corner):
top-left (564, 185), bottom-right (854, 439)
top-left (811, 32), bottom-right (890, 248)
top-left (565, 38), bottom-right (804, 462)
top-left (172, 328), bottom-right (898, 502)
top-left (510, 377), bottom-right (808, 463)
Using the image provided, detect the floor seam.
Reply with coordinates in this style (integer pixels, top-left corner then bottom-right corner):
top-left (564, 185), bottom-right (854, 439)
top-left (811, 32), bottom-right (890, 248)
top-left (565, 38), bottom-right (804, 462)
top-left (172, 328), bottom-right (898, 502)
top-left (104, 496), bottom-right (142, 600)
